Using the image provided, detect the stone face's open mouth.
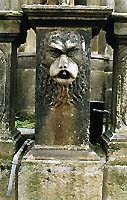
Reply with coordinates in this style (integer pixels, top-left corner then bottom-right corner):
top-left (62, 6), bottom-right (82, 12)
top-left (57, 70), bottom-right (71, 79)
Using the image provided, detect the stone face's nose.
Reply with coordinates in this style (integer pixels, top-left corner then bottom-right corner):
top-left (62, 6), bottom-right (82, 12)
top-left (59, 54), bottom-right (68, 70)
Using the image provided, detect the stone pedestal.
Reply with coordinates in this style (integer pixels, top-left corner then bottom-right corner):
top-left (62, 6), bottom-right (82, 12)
top-left (18, 146), bottom-right (104, 200)
top-left (19, 5), bottom-right (112, 200)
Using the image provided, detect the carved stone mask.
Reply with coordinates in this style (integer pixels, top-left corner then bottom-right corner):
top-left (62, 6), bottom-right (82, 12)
top-left (48, 31), bottom-right (85, 85)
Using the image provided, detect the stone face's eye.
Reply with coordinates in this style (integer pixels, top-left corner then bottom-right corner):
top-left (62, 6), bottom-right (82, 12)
top-left (50, 48), bottom-right (62, 58)
top-left (66, 47), bottom-right (79, 57)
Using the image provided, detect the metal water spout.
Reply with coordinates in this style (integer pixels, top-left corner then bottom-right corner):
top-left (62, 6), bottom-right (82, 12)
top-left (7, 139), bottom-right (34, 197)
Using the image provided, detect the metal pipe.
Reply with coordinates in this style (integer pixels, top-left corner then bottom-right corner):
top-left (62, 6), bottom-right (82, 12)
top-left (7, 139), bottom-right (34, 197)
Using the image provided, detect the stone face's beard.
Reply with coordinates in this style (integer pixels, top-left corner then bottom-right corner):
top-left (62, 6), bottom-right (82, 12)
top-left (49, 54), bottom-right (78, 85)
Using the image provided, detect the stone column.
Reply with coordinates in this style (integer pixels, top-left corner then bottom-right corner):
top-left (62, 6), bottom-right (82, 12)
top-left (110, 0), bottom-right (127, 132)
top-left (0, 11), bottom-right (22, 150)
top-left (0, 11), bottom-right (22, 200)
top-left (103, 1), bottom-right (127, 199)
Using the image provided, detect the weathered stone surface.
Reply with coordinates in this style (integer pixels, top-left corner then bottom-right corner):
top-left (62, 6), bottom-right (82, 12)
top-left (18, 148), bottom-right (104, 200)
top-left (114, 0), bottom-right (127, 12)
top-left (0, 44), bottom-right (11, 137)
top-left (0, 141), bottom-right (15, 199)
top-left (105, 88), bottom-right (112, 111)
top-left (104, 72), bottom-right (112, 110)
top-left (0, 43), bottom-right (16, 200)
top-left (105, 72), bottom-right (112, 91)
top-left (17, 52), bottom-right (36, 69)
top-left (91, 56), bottom-right (105, 71)
top-left (111, 44), bottom-right (127, 131)
top-left (0, 19), bottom-right (20, 34)
top-left (36, 28), bottom-right (91, 145)
top-left (0, 50), bottom-right (6, 132)
top-left (90, 70), bottom-right (105, 101)
top-left (16, 69), bottom-right (35, 114)
top-left (0, 159), bottom-right (15, 200)
top-left (103, 166), bottom-right (127, 200)
top-left (22, 5), bottom-right (112, 32)
top-left (114, 22), bottom-right (127, 35)
top-left (18, 29), bottom-right (36, 53)
top-left (0, 11), bottom-right (21, 37)
top-left (16, 52), bottom-right (36, 113)
top-left (18, 0), bottom-right (41, 10)
top-left (0, 0), bottom-right (19, 10)
top-left (87, 0), bottom-right (100, 6)
top-left (108, 141), bottom-right (127, 165)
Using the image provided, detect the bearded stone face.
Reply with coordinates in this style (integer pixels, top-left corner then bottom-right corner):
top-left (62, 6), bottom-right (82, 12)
top-left (47, 31), bottom-right (85, 85)
top-left (49, 48), bottom-right (78, 85)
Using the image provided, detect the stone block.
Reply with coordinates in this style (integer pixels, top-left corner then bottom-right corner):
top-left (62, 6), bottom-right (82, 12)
top-left (103, 165), bottom-right (127, 200)
top-left (18, 147), bottom-right (104, 200)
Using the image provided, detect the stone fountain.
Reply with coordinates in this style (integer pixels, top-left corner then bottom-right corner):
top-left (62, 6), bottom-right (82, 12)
top-left (5, 2), bottom-right (112, 200)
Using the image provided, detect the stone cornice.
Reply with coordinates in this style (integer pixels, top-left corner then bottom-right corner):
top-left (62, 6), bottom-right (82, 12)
top-left (22, 5), bottom-right (112, 19)
top-left (22, 5), bottom-right (112, 30)
top-left (0, 11), bottom-right (22, 42)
